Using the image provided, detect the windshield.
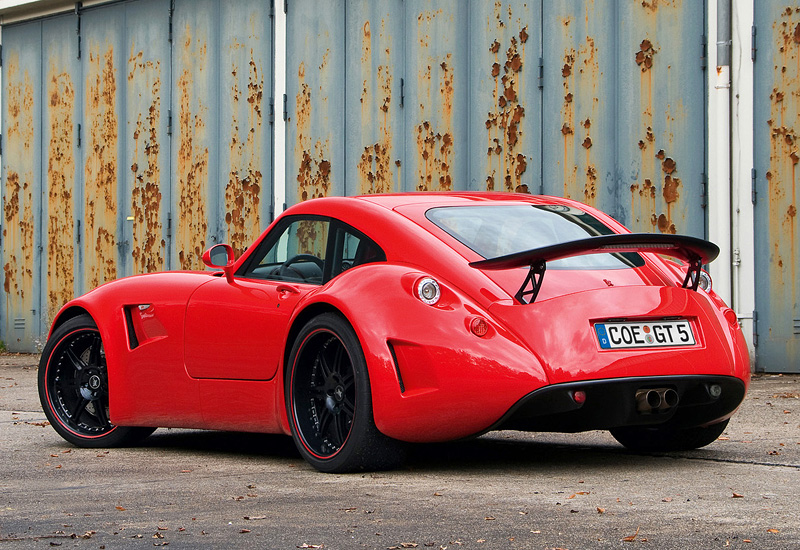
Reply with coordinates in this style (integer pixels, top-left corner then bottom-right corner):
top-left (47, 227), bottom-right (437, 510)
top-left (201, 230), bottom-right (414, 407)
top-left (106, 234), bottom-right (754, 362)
top-left (426, 204), bottom-right (644, 269)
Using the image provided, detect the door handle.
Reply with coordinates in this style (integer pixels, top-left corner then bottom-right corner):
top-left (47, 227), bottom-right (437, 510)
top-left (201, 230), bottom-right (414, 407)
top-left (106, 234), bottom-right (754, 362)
top-left (276, 284), bottom-right (300, 296)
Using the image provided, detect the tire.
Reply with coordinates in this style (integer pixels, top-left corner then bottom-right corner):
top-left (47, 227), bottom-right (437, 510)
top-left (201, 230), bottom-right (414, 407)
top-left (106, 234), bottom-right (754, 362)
top-left (38, 314), bottom-right (155, 448)
top-left (286, 313), bottom-right (405, 473)
top-left (610, 419), bottom-right (729, 453)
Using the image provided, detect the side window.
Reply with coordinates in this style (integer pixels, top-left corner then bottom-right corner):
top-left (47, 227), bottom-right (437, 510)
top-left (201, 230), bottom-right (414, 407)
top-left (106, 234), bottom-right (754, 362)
top-left (244, 218), bottom-right (329, 284)
top-left (330, 225), bottom-right (386, 278)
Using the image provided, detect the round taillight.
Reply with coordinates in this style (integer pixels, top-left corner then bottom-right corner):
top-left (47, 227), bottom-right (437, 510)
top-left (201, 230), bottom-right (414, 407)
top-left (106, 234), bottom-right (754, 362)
top-left (572, 390), bottom-right (587, 405)
top-left (470, 316), bottom-right (489, 337)
top-left (698, 270), bottom-right (712, 291)
top-left (417, 277), bottom-right (441, 305)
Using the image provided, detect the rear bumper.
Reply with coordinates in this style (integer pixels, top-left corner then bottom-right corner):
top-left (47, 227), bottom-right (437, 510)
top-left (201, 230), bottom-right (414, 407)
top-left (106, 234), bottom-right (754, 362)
top-left (490, 375), bottom-right (746, 433)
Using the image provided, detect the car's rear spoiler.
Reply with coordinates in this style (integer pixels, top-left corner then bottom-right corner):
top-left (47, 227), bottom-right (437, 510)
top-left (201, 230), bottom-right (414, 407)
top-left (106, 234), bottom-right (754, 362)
top-left (469, 233), bottom-right (720, 304)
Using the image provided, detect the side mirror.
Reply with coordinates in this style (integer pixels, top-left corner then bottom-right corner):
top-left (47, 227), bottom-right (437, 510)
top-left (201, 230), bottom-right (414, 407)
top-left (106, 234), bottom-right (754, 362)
top-left (202, 244), bottom-right (235, 283)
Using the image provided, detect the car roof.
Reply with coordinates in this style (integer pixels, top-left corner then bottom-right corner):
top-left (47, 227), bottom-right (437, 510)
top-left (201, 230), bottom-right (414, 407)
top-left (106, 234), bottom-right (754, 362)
top-left (353, 191), bottom-right (582, 210)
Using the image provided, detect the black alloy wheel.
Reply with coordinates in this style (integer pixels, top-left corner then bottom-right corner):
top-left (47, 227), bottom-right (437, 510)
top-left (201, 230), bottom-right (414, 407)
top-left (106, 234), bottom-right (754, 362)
top-left (38, 314), bottom-right (154, 447)
top-left (287, 313), bottom-right (405, 473)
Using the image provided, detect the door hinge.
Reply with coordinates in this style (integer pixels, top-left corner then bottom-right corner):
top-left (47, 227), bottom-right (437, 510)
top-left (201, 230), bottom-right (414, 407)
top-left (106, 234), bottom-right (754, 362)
top-left (538, 56), bottom-right (544, 89)
top-left (0, 134), bottom-right (3, 156)
top-left (75, 2), bottom-right (82, 60)
top-left (269, 97), bottom-right (275, 124)
top-left (752, 310), bottom-right (758, 348)
top-left (700, 172), bottom-right (707, 209)
top-left (700, 34), bottom-right (707, 71)
top-left (751, 25), bottom-right (757, 62)
top-left (400, 78), bottom-right (405, 108)
top-left (77, 123), bottom-right (81, 148)
top-left (282, 93), bottom-right (287, 121)
top-left (167, 109), bottom-right (172, 136)
top-left (269, 0), bottom-right (275, 17)
top-left (76, 220), bottom-right (81, 245)
top-left (167, 213), bottom-right (172, 239)
top-left (751, 168), bottom-right (757, 204)
top-left (284, 0), bottom-right (288, 14)
top-left (0, 44), bottom-right (3, 68)
top-left (168, 0), bottom-right (175, 43)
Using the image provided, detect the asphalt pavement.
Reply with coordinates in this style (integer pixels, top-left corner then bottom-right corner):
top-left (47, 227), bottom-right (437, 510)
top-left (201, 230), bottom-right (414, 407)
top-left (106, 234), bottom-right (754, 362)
top-left (1, 354), bottom-right (798, 549)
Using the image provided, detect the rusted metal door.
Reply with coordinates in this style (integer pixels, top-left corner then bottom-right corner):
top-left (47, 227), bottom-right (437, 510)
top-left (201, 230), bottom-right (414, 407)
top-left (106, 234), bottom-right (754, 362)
top-left (754, 2), bottom-right (800, 373)
top-left (286, 0), bottom-right (707, 239)
top-left (1, 20), bottom-right (44, 350)
top-left (1, 0), bottom-right (275, 351)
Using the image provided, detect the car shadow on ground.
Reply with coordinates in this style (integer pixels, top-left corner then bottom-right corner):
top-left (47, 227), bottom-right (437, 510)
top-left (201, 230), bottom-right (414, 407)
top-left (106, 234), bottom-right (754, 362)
top-left (133, 428), bottom-right (694, 474)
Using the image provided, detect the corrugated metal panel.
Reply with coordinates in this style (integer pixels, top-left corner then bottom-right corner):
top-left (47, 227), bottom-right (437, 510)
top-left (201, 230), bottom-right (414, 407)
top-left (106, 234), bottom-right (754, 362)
top-left (1, 20), bottom-right (43, 350)
top-left (287, 0), bottom-right (706, 238)
top-left (124, 0), bottom-right (171, 275)
top-left (0, 0), bottom-right (275, 350)
top-left (471, 1), bottom-right (542, 194)
top-left (42, 13), bottom-right (81, 328)
top-left (286, 0), bottom-right (345, 203)
top-left (171, 0), bottom-right (215, 269)
top-left (346, 0), bottom-right (405, 195)
top-left (81, 4), bottom-right (124, 289)
top-left (754, 2), bottom-right (800, 372)
top-left (611, 0), bottom-right (706, 237)
top-left (219, 0), bottom-right (274, 257)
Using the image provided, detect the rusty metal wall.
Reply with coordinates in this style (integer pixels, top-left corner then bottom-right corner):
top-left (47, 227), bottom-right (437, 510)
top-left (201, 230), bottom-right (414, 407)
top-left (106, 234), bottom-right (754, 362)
top-left (1, 20), bottom-right (43, 349)
top-left (172, 0), bottom-right (274, 267)
top-left (0, 0), bottom-right (275, 350)
top-left (754, 2), bottom-right (800, 372)
top-left (286, 0), bottom-right (707, 239)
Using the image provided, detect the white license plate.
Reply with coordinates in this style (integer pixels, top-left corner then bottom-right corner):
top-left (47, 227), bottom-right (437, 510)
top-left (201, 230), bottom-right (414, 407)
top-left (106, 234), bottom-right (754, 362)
top-left (594, 320), bottom-right (695, 349)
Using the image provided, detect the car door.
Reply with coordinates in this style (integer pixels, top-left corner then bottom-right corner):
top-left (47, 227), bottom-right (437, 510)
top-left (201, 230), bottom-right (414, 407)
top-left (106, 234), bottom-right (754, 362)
top-left (184, 217), bottom-right (330, 380)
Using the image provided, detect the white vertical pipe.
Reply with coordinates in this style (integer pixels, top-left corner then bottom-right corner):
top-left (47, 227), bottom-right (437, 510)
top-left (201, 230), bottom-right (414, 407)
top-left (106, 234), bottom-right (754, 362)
top-left (731, 0), bottom-right (756, 363)
top-left (274, 1), bottom-right (287, 216)
top-left (708, 0), bottom-right (733, 306)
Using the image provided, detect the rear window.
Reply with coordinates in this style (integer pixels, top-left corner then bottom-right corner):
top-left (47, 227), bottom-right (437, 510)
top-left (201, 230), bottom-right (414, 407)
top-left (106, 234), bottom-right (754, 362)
top-left (426, 204), bottom-right (644, 270)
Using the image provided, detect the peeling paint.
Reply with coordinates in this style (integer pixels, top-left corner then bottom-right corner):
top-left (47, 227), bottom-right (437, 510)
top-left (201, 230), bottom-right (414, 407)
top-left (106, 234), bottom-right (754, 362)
top-left (84, 43), bottom-right (118, 289)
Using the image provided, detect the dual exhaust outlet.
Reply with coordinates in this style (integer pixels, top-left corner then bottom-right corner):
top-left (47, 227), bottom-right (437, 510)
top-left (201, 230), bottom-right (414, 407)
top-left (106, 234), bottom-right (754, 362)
top-left (635, 387), bottom-right (679, 413)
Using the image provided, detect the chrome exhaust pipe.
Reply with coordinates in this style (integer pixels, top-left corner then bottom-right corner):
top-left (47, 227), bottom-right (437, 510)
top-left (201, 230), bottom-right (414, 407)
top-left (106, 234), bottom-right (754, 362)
top-left (635, 388), bottom-right (679, 413)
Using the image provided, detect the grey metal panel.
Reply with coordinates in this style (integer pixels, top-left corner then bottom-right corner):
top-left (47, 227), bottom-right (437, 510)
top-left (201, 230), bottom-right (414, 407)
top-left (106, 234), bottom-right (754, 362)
top-left (470, 0), bottom-right (542, 194)
top-left (218, 0), bottom-right (274, 257)
top-left (345, 0), bottom-right (405, 195)
top-left (41, 13), bottom-right (81, 329)
top-left (123, 0), bottom-right (171, 275)
top-left (286, 0), bottom-right (345, 204)
top-left (80, 3), bottom-right (126, 290)
top-left (754, 2), bottom-right (800, 372)
top-left (612, 0), bottom-right (706, 237)
top-left (1, 20), bottom-right (43, 351)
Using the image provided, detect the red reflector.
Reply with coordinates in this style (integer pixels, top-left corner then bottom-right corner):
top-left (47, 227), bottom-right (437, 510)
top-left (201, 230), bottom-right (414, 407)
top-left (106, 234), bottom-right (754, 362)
top-left (470, 317), bottom-right (489, 337)
top-left (723, 308), bottom-right (738, 327)
top-left (572, 390), bottom-right (587, 404)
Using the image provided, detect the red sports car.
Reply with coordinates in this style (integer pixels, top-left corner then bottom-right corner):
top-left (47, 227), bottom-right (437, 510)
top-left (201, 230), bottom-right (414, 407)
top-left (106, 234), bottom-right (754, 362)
top-left (38, 193), bottom-right (750, 472)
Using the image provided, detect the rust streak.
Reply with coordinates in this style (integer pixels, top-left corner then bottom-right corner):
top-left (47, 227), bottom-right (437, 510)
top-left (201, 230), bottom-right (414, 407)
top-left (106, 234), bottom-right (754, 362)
top-left (176, 28), bottom-right (209, 270)
top-left (84, 44), bottom-right (118, 288)
top-left (46, 67), bottom-right (76, 321)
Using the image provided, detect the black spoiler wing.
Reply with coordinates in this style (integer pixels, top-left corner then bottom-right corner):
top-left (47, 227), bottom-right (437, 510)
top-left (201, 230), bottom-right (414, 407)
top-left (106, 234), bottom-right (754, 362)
top-left (469, 233), bottom-right (719, 304)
